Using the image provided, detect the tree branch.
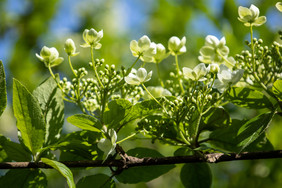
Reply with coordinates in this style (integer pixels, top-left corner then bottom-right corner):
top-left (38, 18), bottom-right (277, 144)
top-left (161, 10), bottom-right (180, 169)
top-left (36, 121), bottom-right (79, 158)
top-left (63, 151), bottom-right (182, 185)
top-left (1, 150), bottom-right (282, 169)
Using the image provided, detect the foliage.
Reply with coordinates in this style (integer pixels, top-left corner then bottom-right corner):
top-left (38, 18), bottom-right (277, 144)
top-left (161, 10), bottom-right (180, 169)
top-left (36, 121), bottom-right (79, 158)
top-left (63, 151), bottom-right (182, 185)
top-left (0, 2), bottom-right (282, 188)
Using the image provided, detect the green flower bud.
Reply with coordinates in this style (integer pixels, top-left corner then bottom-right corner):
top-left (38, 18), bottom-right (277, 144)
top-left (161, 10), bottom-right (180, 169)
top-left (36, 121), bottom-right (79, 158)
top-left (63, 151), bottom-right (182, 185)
top-left (64, 38), bottom-right (79, 56)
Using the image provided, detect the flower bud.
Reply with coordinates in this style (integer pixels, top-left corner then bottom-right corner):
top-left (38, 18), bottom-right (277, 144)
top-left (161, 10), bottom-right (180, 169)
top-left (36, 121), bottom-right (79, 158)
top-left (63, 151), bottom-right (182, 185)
top-left (64, 38), bottom-right (79, 56)
top-left (208, 63), bottom-right (220, 73)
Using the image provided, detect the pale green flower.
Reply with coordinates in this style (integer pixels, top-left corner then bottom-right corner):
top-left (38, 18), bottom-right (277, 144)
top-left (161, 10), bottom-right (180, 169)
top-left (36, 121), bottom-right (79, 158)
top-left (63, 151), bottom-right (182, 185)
top-left (64, 38), bottom-right (79, 56)
top-left (207, 63), bottom-right (220, 73)
top-left (183, 63), bottom-right (208, 81)
top-left (125, 68), bottom-right (152, 85)
top-left (143, 86), bottom-right (172, 100)
top-left (81, 28), bottom-right (103, 49)
top-left (238, 4), bottom-right (267, 27)
top-left (151, 43), bottom-right (170, 63)
top-left (36, 46), bottom-right (64, 67)
top-left (168, 36), bottom-right (186, 56)
top-left (97, 129), bottom-right (117, 159)
top-left (199, 35), bottom-right (229, 64)
top-left (130, 35), bottom-right (157, 62)
top-left (213, 64), bottom-right (244, 92)
top-left (276, 2), bottom-right (282, 12)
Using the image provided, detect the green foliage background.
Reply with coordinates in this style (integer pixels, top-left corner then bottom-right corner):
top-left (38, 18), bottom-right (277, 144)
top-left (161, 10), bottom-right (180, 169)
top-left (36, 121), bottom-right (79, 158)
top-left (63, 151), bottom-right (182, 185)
top-left (0, 0), bottom-right (281, 187)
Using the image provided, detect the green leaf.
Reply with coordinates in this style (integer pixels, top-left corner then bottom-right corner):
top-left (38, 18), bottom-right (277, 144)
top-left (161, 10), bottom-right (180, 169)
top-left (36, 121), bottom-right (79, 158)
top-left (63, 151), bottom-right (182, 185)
top-left (41, 158), bottom-right (75, 188)
top-left (180, 163), bottom-right (212, 188)
top-left (54, 131), bottom-right (103, 161)
top-left (226, 87), bottom-right (273, 109)
top-left (0, 61), bottom-right (7, 116)
top-left (67, 114), bottom-right (102, 132)
top-left (76, 174), bottom-right (115, 188)
top-left (33, 75), bottom-right (64, 145)
top-left (13, 79), bottom-right (46, 155)
top-left (200, 107), bottom-right (231, 131)
top-left (116, 147), bottom-right (175, 184)
top-left (273, 80), bottom-right (282, 100)
top-left (208, 119), bottom-right (247, 152)
top-left (236, 111), bottom-right (275, 152)
top-left (209, 114), bottom-right (275, 153)
top-left (174, 147), bottom-right (193, 156)
top-left (103, 98), bottom-right (161, 130)
top-left (137, 115), bottom-right (178, 144)
top-left (0, 169), bottom-right (47, 188)
top-left (0, 135), bottom-right (31, 161)
top-left (103, 99), bottom-right (132, 128)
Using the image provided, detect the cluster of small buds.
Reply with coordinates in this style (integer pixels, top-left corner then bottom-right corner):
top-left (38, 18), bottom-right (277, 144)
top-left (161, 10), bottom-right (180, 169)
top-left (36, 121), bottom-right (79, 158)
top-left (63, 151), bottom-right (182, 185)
top-left (60, 77), bottom-right (73, 94)
top-left (136, 116), bottom-right (178, 144)
top-left (83, 98), bottom-right (99, 112)
top-left (236, 38), bottom-right (282, 86)
top-left (76, 67), bottom-right (88, 78)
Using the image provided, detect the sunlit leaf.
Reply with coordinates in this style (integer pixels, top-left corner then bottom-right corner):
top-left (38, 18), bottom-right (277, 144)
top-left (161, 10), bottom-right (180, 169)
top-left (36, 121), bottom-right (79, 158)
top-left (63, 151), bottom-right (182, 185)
top-left (226, 87), bottom-right (273, 109)
top-left (272, 80), bottom-right (282, 100)
top-left (67, 114), bottom-right (102, 132)
top-left (237, 111), bottom-right (275, 152)
top-left (0, 61), bottom-right (7, 116)
top-left (13, 79), bottom-right (46, 155)
top-left (41, 158), bottom-right (75, 188)
top-left (33, 75), bottom-right (64, 145)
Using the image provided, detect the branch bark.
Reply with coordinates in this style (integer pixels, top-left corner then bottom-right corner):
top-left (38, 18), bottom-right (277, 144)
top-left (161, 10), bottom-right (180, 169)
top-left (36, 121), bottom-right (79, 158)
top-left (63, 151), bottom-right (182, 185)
top-left (1, 150), bottom-right (282, 169)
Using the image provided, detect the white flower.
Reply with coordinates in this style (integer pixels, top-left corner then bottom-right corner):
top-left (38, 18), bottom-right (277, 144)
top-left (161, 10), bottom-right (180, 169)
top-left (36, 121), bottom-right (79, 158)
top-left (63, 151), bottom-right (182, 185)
top-left (64, 38), bottom-right (79, 56)
top-left (125, 68), bottom-right (152, 85)
top-left (130, 35), bottom-right (157, 62)
top-left (238, 4), bottom-right (267, 27)
top-left (97, 129), bottom-right (117, 160)
top-left (36, 46), bottom-right (64, 67)
top-left (81, 28), bottom-right (103, 49)
top-left (276, 2), bottom-right (282, 12)
top-left (168, 36), bottom-right (186, 56)
top-left (151, 43), bottom-right (170, 63)
top-left (183, 63), bottom-right (208, 81)
top-left (213, 64), bottom-right (244, 92)
top-left (143, 86), bottom-right (172, 100)
top-left (207, 63), bottom-right (220, 73)
top-left (198, 35), bottom-right (231, 65)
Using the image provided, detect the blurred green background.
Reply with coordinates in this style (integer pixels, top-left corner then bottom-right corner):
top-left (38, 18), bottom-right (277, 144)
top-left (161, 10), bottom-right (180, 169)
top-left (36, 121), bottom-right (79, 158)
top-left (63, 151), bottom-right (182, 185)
top-left (0, 0), bottom-right (282, 187)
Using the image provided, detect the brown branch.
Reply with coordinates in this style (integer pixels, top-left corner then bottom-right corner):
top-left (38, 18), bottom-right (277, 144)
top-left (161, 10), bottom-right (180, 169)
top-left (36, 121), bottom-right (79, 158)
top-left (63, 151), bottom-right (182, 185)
top-left (0, 150), bottom-right (282, 169)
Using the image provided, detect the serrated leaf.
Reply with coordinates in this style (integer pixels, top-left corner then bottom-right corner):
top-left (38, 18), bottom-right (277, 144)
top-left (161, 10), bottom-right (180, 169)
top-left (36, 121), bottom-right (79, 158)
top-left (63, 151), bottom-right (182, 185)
top-left (0, 169), bottom-right (47, 188)
top-left (0, 61), bottom-right (7, 116)
top-left (273, 80), bottom-right (282, 100)
top-left (41, 158), bottom-right (75, 188)
top-left (76, 174), bottom-right (116, 188)
top-left (33, 75), bottom-right (64, 145)
top-left (180, 163), bottom-right (212, 188)
top-left (0, 135), bottom-right (31, 161)
top-left (237, 111), bottom-right (275, 152)
top-left (67, 114), bottom-right (102, 132)
top-left (200, 107), bottom-right (231, 131)
top-left (103, 99), bottom-right (132, 128)
top-left (116, 147), bottom-right (175, 184)
top-left (13, 79), bottom-right (46, 155)
top-left (227, 87), bottom-right (273, 109)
